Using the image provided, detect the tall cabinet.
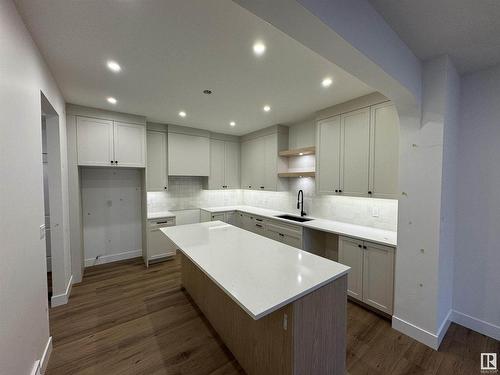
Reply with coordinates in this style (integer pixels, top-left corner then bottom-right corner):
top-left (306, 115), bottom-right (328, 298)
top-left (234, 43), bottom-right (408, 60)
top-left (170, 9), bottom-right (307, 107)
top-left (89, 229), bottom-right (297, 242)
top-left (240, 126), bottom-right (288, 191)
top-left (316, 102), bottom-right (399, 198)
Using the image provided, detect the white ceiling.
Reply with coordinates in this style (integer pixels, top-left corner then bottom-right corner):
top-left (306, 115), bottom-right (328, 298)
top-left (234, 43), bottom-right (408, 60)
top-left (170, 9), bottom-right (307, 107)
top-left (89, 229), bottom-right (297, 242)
top-left (369, 0), bottom-right (500, 74)
top-left (15, 0), bottom-right (373, 135)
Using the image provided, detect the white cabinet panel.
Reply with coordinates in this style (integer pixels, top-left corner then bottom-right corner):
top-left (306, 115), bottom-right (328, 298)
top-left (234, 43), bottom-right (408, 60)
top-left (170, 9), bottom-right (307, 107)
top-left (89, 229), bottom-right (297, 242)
top-left (224, 141), bottom-right (240, 189)
top-left (76, 117), bottom-right (114, 166)
top-left (338, 236), bottom-right (364, 300)
top-left (168, 132), bottom-right (210, 176)
top-left (317, 116), bottom-right (341, 194)
top-left (363, 242), bottom-right (395, 314)
top-left (341, 108), bottom-right (370, 197)
top-left (209, 139), bottom-right (225, 189)
top-left (241, 141), bottom-right (252, 189)
top-left (369, 103), bottom-right (399, 199)
top-left (263, 134), bottom-right (278, 191)
top-left (113, 121), bottom-right (146, 167)
top-left (146, 131), bottom-right (167, 191)
top-left (208, 140), bottom-right (240, 190)
top-left (250, 137), bottom-right (265, 189)
top-left (211, 213), bottom-right (225, 221)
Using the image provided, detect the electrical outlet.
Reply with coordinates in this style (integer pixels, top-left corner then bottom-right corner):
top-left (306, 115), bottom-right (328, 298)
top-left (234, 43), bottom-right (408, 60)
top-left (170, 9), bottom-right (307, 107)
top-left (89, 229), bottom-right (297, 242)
top-left (40, 224), bottom-right (46, 239)
top-left (372, 207), bottom-right (380, 217)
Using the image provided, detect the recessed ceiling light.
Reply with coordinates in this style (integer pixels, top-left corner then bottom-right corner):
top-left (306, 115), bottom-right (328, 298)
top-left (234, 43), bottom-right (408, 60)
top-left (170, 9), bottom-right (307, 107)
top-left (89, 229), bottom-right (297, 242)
top-left (107, 97), bottom-right (117, 104)
top-left (230, 121), bottom-right (236, 127)
top-left (179, 111), bottom-right (186, 118)
top-left (253, 41), bottom-right (266, 56)
top-left (263, 105), bottom-right (271, 112)
top-left (106, 60), bottom-right (121, 73)
top-left (322, 77), bottom-right (333, 87)
top-left (299, 152), bottom-right (304, 156)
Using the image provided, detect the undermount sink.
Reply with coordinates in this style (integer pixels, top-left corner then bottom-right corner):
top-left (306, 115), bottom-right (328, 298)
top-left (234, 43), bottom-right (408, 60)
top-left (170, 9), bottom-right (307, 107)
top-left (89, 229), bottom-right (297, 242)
top-left (275, 214), bottom-right (313, 223)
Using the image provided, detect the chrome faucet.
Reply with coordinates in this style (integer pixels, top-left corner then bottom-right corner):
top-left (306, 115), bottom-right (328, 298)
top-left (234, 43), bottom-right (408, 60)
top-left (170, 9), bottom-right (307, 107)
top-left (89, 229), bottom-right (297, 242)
top-left (297, 189), bottom-right (307, 217)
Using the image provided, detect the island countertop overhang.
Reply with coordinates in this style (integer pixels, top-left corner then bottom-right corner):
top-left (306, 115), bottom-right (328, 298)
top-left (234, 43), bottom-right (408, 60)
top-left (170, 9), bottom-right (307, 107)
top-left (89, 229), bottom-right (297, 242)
top-left (161, 221), bottom-right (350, 320)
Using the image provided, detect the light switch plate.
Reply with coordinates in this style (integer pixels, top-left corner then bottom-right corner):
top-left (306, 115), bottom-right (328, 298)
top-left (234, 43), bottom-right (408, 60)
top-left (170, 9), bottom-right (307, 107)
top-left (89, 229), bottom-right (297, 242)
top-left (40, 224), bottom-right (46, 239)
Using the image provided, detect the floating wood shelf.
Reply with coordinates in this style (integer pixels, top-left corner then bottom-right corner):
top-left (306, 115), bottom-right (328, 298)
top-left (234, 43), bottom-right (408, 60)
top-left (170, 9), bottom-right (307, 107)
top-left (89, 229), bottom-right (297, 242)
top-left (279, 146), bottom-right (316, 157)
top-left (278, 171), bottom-right (315, 178)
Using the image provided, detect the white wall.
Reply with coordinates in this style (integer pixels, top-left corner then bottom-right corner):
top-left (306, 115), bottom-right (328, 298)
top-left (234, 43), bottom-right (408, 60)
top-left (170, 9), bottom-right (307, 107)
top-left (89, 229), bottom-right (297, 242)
top-left (0, 0), bottom-right (69, 373)
top-left (453, 64), bottom-right (500, 340)
top-left (393, 56), bottom-right (460, 348)
top-left (81, 168), bottom-right (143, 266)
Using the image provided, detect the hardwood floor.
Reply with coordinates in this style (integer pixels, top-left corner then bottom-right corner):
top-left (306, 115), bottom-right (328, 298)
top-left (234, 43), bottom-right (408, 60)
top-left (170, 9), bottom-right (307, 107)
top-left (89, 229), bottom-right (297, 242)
top-left (47, 256), bottom-right (498, 375)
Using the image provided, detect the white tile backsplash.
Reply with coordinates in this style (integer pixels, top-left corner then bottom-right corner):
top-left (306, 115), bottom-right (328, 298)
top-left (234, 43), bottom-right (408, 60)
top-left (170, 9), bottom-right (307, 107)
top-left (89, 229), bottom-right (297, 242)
top-left (147, 176), bottom-right (242, 212)
top-left (148, 177), bottom-right (398, 231)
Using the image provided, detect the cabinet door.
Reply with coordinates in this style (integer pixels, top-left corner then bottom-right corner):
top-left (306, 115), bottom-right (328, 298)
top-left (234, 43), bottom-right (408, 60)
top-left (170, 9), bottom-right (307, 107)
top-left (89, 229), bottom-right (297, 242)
top-left (281, 233), bottom-right (302, 249)
top-left (211, 213), bottom-right (225, 221)
top-left (363, 242), bottom-right (395, 314)
top-left (251, 138), bottom-right (265, 190)
top-left (224, 211), bottom-right (237, 225)
top-left (76, 116), bottom-right (114, 166)
top-left (241, 141), bottom-right (251, 189)
top-left (224, 141), bottom-right (240, 189)
top-left (263, 134), bottom-right (277, 191)
top-left (168, 133), bottom-right (210, 176)
top-left (209, 139), bottom-right (225, 189)
top-left (146, 131), bottom-right (167, 191)
top-left (369, 103), bottom-right (399, 199)
top-left (113, 121), bottom-right (146, 167)
top-left (338, 236), bottom-right (364, 300)
top-left (317, 116), bottom-right (341, 194)
top-left (341, 108), bottom-right (370, 197)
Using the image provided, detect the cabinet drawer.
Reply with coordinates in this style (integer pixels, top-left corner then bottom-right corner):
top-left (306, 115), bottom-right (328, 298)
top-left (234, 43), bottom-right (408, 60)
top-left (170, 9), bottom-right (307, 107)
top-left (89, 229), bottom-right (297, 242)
top-left (266, 220), bottom-right (302, 238)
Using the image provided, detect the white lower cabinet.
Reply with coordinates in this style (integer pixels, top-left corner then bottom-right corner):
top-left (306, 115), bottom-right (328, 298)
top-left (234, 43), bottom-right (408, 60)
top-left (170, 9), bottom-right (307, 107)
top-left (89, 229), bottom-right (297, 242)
top-left (338, 236), bottom-right (395, 314)
top-left (265, 221), bottom-right (303, 249)
top-left (147, 217), bottom-right (177, 265)
top-left (338, 237), bottom-right (364, 300)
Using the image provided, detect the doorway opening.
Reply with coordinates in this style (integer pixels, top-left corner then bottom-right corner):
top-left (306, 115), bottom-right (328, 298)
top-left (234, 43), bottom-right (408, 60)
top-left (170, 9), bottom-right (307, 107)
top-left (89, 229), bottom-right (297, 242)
top-left (41, 92), bottom-right (64, 307)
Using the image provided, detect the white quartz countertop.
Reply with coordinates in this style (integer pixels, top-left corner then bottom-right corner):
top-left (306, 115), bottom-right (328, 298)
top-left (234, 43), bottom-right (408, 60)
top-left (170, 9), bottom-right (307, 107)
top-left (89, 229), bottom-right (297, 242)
top-left (147, 210), bottom-right (176, 220)
top-left (200, 205), bottom-right (397, 247)
top-left (161, 221), bottom-right (350, 320)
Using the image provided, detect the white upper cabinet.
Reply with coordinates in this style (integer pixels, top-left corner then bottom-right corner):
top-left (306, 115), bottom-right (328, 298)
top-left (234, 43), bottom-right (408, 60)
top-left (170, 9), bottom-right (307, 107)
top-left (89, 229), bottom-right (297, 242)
top-left (146, 131), bottom-right (168, 191)
top-left (76, 116), bottom-right (145, 167)
top-left (340, 108), bottom-right (370, 197)
top-left (317, 115), bottom-right (341, 194)
top-left (224, 141), bottom-right (240, 189)
top-left (369, 103), bottom-right (399, 198)
top-left (76, 117), bottom-right (114, 166)
top-left (114, 121), bottom-right (146, 167)
top-left (209, 139), bottom-right (226, 189)
top-left (240, 126), bottom-right (288, 191)
top-left (168, 132), bottom-right (210, 176)
top-left (208, 139), bottom-right (240, 189)
top-left (316, 102), bottom-right (399, 198)
top-left (263, 134), bottom-right (278, 191)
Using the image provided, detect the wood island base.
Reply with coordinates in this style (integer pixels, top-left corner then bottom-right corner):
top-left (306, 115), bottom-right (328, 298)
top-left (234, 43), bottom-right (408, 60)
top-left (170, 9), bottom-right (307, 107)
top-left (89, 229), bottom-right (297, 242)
top-left (180, 254), bottom-right (347, 375)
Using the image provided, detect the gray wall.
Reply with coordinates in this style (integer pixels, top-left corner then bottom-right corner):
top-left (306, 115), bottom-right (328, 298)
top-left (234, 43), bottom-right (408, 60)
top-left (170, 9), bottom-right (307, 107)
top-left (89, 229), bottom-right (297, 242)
top-left (454, 64), bottom-right (500, 340)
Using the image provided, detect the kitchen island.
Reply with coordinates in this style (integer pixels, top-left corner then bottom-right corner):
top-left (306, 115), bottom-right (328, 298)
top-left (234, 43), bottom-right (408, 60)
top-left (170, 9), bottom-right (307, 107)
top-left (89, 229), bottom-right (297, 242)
top-left (161, 221), bottom-right (350, 375)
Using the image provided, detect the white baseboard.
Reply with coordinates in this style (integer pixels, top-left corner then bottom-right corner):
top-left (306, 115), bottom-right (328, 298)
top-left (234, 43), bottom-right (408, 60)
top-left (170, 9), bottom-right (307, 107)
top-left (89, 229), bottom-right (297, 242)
top-left (451, 310), bottom-right (500, 341)
top-left (436, 309), bottom-right (453, 347)
top-left (392, 315), bottom-right (447, 350)
top-left (40, 336), bottom-right (52, 374)
top-left (84, 249), bottom-right (142, 267)
top-left (51, 274), bottom-right (73, 307)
